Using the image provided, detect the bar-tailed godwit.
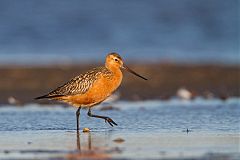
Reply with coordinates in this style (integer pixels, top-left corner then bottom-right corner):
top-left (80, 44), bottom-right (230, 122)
top-left (36, 53), bottom-right (147, 130)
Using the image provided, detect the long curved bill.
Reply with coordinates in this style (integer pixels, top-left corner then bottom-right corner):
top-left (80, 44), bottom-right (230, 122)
top-left (122, 65), bottom-right (148, 80)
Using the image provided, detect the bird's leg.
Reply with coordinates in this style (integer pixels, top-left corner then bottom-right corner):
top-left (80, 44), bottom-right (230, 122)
top-left (76, 107), bottom-right (81, 131)
top-left (87, 108), bottom-right (117, 127)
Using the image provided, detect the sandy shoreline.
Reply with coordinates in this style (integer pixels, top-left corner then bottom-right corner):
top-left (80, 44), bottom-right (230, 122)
top-left (0, 63), bottom-right (239, 104)
top-left (0, 99), bottom-right (239, 160)
top-left (0, 130), bottom-right (239, 160)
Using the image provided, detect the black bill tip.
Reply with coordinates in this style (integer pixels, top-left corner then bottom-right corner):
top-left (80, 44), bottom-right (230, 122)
top-left (123, 65), bottom-right (148, 80)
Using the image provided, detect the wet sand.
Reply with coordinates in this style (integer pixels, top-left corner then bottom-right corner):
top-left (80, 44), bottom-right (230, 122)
top-left (0, 63), bottom-right (239, 104)
top-left (0, 99), bottom-right (239, 160)
top-left (0, 130), bottom-right (239, 160)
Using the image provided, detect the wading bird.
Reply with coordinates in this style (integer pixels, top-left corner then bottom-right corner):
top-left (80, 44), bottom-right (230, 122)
top-left (35, 53), bottom-right (147, 130)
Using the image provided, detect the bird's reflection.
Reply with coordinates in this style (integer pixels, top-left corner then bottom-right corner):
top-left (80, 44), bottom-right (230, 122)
top-left (76, 130), bottom-right (81, 151)
top-left (67, 130), bottom-right (111, 159)
top-left (76, 130), bottom-right (92, 151)
top-left (88, 131), bottom-right (92, 150)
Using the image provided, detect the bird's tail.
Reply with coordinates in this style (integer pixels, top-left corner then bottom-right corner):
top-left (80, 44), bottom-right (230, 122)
top-left (35, 94), bottom-right (63, 100)
top-left (35, 95), bottom-right (49, 100)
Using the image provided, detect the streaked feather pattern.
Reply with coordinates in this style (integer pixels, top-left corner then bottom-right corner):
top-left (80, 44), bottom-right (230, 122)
top-left (38, 67), bottom-right (113, 99)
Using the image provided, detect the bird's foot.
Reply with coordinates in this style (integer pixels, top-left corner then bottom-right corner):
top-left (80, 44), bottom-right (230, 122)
top-left (104, 117), bottom-right (118, 127)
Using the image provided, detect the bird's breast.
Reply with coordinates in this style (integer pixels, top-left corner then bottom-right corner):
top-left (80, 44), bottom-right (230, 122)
top-left (65, 69), bottom-right (122, 107)
top-left (88, 69), bottom-right (123, 100)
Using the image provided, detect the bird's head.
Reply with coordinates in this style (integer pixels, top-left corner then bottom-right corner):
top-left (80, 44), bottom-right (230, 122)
top-left (106, 52), bottom-right (123, 68)
top-left (106, 52), bottom-right (147, 80)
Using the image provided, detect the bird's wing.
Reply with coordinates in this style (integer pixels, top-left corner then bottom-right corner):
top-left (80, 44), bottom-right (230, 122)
top-left (37, 67), bottom-right (108, 99)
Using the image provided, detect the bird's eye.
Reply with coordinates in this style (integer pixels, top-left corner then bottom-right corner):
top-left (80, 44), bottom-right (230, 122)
top-left (114, 58), bottom-right (118, 62)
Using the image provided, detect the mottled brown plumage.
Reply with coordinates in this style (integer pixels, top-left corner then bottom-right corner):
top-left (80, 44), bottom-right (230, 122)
top-left (36, 52), bottom-right (147, 130)
top-left (38, 67), bottom-right (113, 100)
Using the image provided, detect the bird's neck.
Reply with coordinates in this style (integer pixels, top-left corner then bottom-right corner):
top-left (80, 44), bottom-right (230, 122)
top-left (105, 64), bottom-right (122, 75)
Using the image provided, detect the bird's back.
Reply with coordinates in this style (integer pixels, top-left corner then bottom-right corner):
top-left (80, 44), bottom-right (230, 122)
top-left (36, 67), bottom-right (113, 99)
top-left (36, 66), bottom-right (123, 107)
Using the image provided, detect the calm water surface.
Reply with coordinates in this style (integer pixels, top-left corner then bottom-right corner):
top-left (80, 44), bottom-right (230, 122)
top-left (0, 98), bottom-right (239, 159)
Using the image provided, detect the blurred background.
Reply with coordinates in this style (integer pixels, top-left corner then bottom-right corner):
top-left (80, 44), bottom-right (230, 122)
top-left (0, 0), bottom-right (239, 104)
top-left (0, 0), bottom-right (238, 64)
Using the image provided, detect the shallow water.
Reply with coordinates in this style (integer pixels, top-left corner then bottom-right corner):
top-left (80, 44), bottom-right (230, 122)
top-left (0, 1), bottom-right (238, 65)
top-left (0, 98), bottom-right (239, 159)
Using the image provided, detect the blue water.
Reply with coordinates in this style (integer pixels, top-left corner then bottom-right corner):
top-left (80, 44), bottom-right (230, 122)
top-left (0, 99), bottom-right (239, 159)
top-left (0, 0), bottom-right (238, 65)
top-left (0, 98), bottom-right (239, 133)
